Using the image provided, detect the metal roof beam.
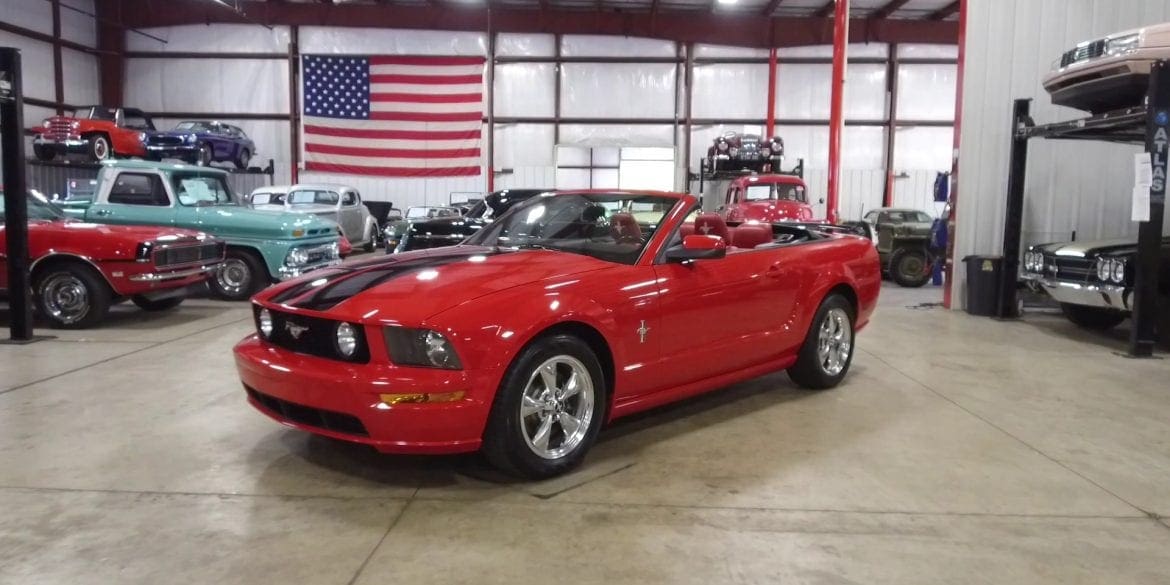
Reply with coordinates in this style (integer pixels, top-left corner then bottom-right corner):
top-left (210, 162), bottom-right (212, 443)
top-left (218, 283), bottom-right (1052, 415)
top-left (759, 0), bottom-right (785, 17)
top-left (814, 0), bottom-right (836, 18)
top-left (928, 0), bottom-right (960, 20)
top-left (870, 0), bottom-right (911, 19)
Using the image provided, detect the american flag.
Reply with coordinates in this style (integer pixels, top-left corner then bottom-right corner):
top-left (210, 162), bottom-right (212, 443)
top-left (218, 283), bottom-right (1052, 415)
top-left (301, 54), bottom-right (485, 177)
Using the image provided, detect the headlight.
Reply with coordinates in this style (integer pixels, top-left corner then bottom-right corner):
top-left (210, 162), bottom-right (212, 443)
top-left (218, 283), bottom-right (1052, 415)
top-left (186, 133), bottom-right (197, 143)
top-left (258, 308), bottom-right (274, 338)
top-left (138, 132), bottom-right (147, 141)
top-left (1106, 33), bottom-right (1140, 57)
top-left (760, 147), bottom-right (771, 157)
top-left (335, 322), bottom-right (358, 357)
top-left (285, 247), bottom-right (309, 266)
top-left (1110, 259), bottom-right (1126, 284)
top-left (1096, 258), bottom-right (1111, 281)
top-left (770, 137), bottom-right (784, 153)
top-left (716, 141), bottom-right (728, 152)
top-left (70, 120), bottom-right (80, 129)
top-left (328, 241), bottom-right (340, 259)
top-left (42, 120), bottom-right (50, 128)
top-left (383, 327), bottom-right (463, 369)
top-left (729, 147), bottom-right (739, 157)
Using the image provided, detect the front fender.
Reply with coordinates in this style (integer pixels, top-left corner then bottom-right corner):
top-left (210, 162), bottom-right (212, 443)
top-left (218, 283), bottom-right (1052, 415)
top-left (426, 287), bottom-right (619, 375)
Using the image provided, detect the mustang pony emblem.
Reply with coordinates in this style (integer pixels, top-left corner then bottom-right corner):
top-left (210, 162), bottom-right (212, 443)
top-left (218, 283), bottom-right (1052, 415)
top-left (285, 322), bottom-right (310, 339)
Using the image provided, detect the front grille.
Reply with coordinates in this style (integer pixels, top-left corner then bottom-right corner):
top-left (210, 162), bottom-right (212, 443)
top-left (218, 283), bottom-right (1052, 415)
top-left (254, 306), bottom-right (370, 363)
top-left (154, 242), bottom-right (223, 268)
top-left (246, 387), bottom-right (368, 437)
top-left (148, 135), bottom-right (186, 146)
top-left (1044, 254), bottom-right (1095, 282)
top-left (42, 120), bottom-right (78, 141)
top-left (1060, 39), bottom-right (1107, 67)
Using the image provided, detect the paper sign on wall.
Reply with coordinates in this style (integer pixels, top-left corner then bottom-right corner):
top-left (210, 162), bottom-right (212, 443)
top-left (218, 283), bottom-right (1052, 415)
top-left (1133, 152), bottom-right (1151, 222)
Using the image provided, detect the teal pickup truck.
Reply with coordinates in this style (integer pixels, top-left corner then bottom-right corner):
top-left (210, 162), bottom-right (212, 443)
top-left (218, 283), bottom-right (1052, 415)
top-left (62, 160), bottom-right (342, 300)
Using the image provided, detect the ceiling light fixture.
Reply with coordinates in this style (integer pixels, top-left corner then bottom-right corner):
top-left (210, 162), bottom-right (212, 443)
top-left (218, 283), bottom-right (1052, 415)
top-left (717, 0), bottom-right (738, 4)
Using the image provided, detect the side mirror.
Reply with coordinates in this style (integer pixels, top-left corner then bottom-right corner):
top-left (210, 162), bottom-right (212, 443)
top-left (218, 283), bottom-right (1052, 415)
top-left (666, 235), bottom-right (726, 262)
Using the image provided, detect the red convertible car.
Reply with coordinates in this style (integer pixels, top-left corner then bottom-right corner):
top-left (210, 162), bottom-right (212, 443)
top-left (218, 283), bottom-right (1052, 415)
top-left (234, 191), bottom-right (880, 478)
top-left (0, 190), bottom-right (224, 328)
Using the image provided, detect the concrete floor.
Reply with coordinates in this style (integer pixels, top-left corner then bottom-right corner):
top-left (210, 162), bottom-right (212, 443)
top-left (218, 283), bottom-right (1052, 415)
top-left (3, 281), bottom-right (1170, 584)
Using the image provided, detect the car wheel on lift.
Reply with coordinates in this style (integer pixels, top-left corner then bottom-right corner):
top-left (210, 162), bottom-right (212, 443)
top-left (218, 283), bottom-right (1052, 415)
top-left (34, 262), bottom-right (112, 329)
top-left (208, 249), bottom-right (266, 301)
top-left (87, 135), bottom-right (112, 162)
top-left (787, 293), bottom-right (855, 390)
top-left (33, 144), bottom-right (55, 161)
top-left (482, 334), bottom-right (607, 479)
top-left (1060, 303), bottom-right (1126, 331)
top-left (890, 249), bottom-right (931, 288)
top-left (197, 143), bottom-right (213, 167)
top-left (131, 295), bottom-right (185, 311)
top-left (234, 148), bottom-right (251, 170)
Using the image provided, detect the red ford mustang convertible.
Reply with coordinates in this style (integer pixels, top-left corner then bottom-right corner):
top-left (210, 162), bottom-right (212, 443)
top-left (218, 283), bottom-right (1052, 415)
top-left (235, 191), bottom-right (880, 478)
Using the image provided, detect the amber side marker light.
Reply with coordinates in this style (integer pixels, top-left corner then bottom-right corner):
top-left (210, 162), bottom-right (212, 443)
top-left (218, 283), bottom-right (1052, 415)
top-left (379, 391), bottom-right (466, 405)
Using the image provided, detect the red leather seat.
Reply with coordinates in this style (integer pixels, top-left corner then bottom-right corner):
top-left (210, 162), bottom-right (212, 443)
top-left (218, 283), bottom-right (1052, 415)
top-left (730, 223), bottom-right (773, 249)
top-left (609, 213), bottom-right (642, 244)
top-left (693, 213), bottom-right (732, 245)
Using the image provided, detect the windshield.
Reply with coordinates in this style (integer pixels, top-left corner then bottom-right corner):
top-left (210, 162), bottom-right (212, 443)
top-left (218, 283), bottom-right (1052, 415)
top-left (251, 192), bottom-right (285, 206)
top-left (885, 210), bottom-right (933, 223)
top-left (744, 183), bottom-right (806, 203)
top-left (465, 193), bottom-right (678, 265)
top-left (0, 190), bottom-right (67, 222)
top-left (82, 106), bottom-right (116, 121)
top-left (406, 207), bottom-right (458, 219)
top-left (175, 121), bottom-right (211, 132)
top-left (172, 173), bottom-right (236, 206)
top-left (289, 190), bottom-right (339, 206)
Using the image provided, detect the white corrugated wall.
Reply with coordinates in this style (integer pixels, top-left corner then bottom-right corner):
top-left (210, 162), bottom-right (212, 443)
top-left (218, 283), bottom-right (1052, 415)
top-left (953, 0), bottom-right (1170, 308)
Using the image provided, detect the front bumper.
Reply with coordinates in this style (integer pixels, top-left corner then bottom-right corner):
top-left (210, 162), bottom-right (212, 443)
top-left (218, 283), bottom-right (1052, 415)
top-left (1043, 54), bottom-right (1158, 112)
top-left (1021, 273), bottom-right (1131, 312)
top-left (33, 137), bottom-right (89, 154)
top-left (234, 334), bottom-right (499, 454)
top-left (128, 262), bottom-right (218, 283)
top-left (145, 144), bottom-right (199, 158)
top-left (276, 258), bottom-right (343, 280)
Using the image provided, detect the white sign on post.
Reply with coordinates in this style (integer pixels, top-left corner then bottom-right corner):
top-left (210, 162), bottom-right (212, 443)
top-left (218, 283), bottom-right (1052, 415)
top-left (1133, 152), bottom-right (1152, 222)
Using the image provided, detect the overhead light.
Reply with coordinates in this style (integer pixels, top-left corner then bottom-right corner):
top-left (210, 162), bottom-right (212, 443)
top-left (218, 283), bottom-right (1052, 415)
top-left (717, 0), bottom-right (738, 4)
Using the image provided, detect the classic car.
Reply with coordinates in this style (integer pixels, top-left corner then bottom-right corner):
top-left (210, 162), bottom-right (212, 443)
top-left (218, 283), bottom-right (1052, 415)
top-left (59, 161), bottom-right (343, 301)
top-left (384, 189), bottom-right (548, 254)
top-left (405, 206), bottom-right (462, 220)
top-left (861, 207), bottom-right (935, 288)
top-left (248, 184), bottom-right (379, 252)
top-left (171, 121), bottom-right (256, 169)
top-left (0, 189), bottom-right (223, 328)
top-left (707, 132), bottom-right (785, 173)
top-left (234, 190), bottom-right (881, 478)
top-left (1043, 23), bottom-right (1170, 114)
top-left (33, 106), bottom-right (154, 162)
top-left (717, 174), bottom-right (815, 224)
top-left (1021, 237), bottom-right (1170, 331)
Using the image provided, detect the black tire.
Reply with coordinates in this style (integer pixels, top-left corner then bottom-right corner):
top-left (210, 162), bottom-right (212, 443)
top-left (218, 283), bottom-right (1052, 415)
top-left (33, 144), bottom-right (55, 161)
top-left (208, 248), bottom-right (267, 301)
top-left (34, 262), bottom-right (112, 329)
top-left (234, 148), bottom-right (251, 170)
top-left (787, 293), bottom-right (856, 390)
top-left (131, 295), bottom-right (185, 311)
top-left (362, 224), bottom-right (376, 253)
top-left (87, 134), bottom-right (112, 162)
top-left (482, 334), bottom-right (608, 479)
top-left (890, 248), bottom-right (931, 288)
top-left (197, 143), bottom-right (213, 167)
top-left (1060, 303), bottom-right (1126, 331)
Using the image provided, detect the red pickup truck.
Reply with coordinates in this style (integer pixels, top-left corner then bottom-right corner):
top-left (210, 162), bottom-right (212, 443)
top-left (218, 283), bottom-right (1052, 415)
top-left (33, 106), bottom-right (152, 162)
top-left (717, 174), bottom-right (817, 224)
top-left (0, 190), bottom-right (224, 328)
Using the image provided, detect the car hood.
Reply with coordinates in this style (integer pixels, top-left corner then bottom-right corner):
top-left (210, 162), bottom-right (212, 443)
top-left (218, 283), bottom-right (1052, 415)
top-left (259, 245), bottom-right (615, 323)
top-left (407, 216), bottom-right (486, 236)
top-left (189, 206), bottom-right (338, 240)
top-left (49, 219), bottom-right (206, 242)
top-left (1032, 238), bottom-right (1170, 257)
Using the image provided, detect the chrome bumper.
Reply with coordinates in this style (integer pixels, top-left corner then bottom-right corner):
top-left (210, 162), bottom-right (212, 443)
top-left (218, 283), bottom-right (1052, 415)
top-left (129, 263), bottom-right (218, 282)
top-left (145, 144), bottom-right (198, 154)
top-left (277, 258), bottom-right (342, 280)
top-left (1021, 274), bottom-right (1131, 311)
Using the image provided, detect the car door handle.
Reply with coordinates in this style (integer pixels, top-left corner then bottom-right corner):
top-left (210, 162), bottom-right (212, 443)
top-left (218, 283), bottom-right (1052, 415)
top-left (765, 263), bottom-right (783, 278)
top-left (94, 209), bottom-right (111, 216)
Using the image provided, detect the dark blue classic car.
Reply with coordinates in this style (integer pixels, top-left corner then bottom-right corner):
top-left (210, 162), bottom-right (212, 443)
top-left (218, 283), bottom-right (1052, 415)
top-left (164, 121), bottom-right (257, 169)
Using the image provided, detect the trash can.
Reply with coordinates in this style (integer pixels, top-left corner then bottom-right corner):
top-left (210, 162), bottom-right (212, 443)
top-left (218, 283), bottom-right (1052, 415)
top-left (963, 255), bottom-right (1002, 317)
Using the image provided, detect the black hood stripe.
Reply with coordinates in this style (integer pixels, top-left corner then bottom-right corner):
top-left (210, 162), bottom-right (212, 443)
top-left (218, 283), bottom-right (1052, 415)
top-left (271, 249), bottom-right (504, 311)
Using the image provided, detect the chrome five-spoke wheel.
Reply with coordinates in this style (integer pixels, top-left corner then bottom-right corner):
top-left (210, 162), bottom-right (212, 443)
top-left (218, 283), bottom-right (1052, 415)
top-left (520, 356), bottom-right (595, 460)
top-left (816, 306), bottom-right (852, 376)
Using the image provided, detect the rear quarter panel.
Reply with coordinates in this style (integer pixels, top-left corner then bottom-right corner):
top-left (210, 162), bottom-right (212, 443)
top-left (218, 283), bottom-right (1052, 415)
top-left (790, 235), bottom-right (881, 334)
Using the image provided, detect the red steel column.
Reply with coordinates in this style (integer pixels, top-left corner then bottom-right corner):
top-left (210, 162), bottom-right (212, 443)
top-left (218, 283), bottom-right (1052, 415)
top-left (942, 0), bottom-right (966, 309)
top-left (825, 0), bottom-right (849, 224)
top-left (765, 47), bottom-right (777, 138)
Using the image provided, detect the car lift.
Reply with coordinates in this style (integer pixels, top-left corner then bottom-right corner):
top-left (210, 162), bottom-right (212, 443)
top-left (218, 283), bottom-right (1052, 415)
top-left (999, 60), bottom-right (1168, 357)
top-left (688, 157), bottom-right (805, 202)
top-left (1, 46), bottom-right (35, 343)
